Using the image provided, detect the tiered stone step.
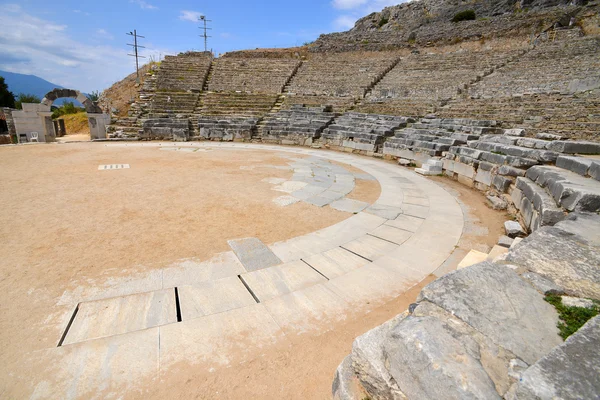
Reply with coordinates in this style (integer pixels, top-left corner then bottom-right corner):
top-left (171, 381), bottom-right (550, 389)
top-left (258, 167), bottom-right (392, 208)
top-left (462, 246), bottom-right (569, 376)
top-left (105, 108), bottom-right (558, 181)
top-left (208, 58), bottom-right (301, 93)
top-left (385, 117), bottom-right (496, 166)
top-left (367, 47), bottom-right (525, 102)
top-left (321, 113), bottom-right (410, 154)
top-left (355, 98), bottom-right (437, 118)
top-left (197, 116), bottom-right (258, 141)
top-left (141, 118), bottom-right (190, 141)
top-left (258, 105), bottom-right (338, 146)
top-left (287, 52), bottom-right (400, 98)
top-left (149, 92), bottom-right (200, 115)
top-left (281, 95), bottom-right (356, 113)
top-left (438, 94), bottom-right (600, 140)
top-left (199, 92), bottom-right (278, 117)
top-left (156, 52), bottom-right (213, 92)
top-left (468, 37), bottom-right (600, 98)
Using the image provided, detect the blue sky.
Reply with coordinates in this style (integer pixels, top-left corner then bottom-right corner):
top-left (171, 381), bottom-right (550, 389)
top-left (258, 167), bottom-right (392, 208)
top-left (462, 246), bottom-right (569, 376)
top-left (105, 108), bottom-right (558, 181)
top-left (0, 0), bottom-right (400, 93)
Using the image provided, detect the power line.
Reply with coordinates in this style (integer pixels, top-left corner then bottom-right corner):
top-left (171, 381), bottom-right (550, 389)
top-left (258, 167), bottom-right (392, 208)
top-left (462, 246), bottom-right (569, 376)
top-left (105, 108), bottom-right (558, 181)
top-left (126, 30), bottom-right (146, 84)
top-left (198, 16), bottom-right (212, 52)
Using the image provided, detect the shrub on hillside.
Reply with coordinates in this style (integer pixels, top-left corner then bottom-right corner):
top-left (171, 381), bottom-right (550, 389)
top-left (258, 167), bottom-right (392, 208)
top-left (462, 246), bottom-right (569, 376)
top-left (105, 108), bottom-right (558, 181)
top-left (452, 10), bottom-right (476, 23)
top-left (51, 101), bottom-right (85, 119)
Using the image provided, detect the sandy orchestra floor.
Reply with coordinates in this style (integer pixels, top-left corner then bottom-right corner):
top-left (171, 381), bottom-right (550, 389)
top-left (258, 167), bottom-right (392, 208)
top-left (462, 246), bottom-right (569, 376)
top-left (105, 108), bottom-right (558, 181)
top-left (0, 142), bottom-right (506, 399)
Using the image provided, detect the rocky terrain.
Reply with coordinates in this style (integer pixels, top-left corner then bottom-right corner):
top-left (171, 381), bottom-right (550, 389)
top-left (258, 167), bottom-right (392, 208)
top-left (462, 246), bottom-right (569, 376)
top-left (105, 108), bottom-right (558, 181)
top-left (312, 0), bottom-right (599, 51)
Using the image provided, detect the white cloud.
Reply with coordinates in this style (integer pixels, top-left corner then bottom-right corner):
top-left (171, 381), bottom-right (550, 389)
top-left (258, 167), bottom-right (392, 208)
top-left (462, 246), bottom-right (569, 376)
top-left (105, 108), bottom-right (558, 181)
top-left (130, 0), bottom-right (158, 10)
top-left (96, 29), bottom-right (115, 40)
top-left (332, 0), bottom-right (368, 10)
top-left (333, 15), bottom-right (357, 30)
top-left (0, 9), bottom-right (169, 92)
top-left (179, 10), bottom-right (204, 22)
top-left (73, 9), bottom-right (91, 16)
top-left (331, 0), bottom-right (406, 31)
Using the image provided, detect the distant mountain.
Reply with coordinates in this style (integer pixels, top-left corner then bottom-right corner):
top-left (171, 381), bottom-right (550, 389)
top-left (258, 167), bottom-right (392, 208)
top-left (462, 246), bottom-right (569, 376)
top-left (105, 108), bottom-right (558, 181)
top-left (0, 70), bottom-right (83, 106)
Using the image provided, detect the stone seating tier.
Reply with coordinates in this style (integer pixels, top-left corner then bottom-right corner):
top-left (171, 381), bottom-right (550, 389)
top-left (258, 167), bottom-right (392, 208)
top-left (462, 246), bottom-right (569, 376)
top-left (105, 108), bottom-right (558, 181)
top-left (155, 54), bottom-right (213, 92)
top-left (150, 92), bottom-right (200, 114)
top-left (321, 112), bottom-right (411, 154)
top-left (260, 105), bottom-right (339, 145)
top-left (207, 58), bottom-right (301, 93)
top-left (281, 95), bottom-right (356, 113)
top-left (286, 52), bottom-right (400, 98)
top-left (199, 92), bottom-right (279, 117)
top-left (197, 117), bottom-right (258, 141)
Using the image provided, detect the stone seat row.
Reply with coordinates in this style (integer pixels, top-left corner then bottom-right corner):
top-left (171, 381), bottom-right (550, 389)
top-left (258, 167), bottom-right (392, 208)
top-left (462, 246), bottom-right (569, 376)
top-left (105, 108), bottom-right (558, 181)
top-left (207, 58), bottom-right (301, 93)
top-left (259, 105), bottom-right (339, 146)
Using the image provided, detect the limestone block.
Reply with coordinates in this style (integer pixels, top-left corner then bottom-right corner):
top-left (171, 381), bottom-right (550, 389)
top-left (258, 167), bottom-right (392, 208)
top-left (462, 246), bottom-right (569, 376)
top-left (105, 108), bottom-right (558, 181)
top-left (547, 140), bottom-right (600, 155)
top-left (332, 355), bottom-right (367, 400)
top-left (506, 224), bottom-right (600, 300)
top-left (384, 316), bottom-right (501, 399)
top-left (475, 169), bottom-right (493, 186)
top-left (520, 272), bottom-right (565, 295)
top-left (556, 155), bottom-right (594, 177)
top-left (418, 262), bottom-right (562, 364)
top-left (504, 221), bottom-right (526, 238)
top-left (453, 162), bottom-right (476, 179)
top-left (506, 316), bottom-right (600, 400)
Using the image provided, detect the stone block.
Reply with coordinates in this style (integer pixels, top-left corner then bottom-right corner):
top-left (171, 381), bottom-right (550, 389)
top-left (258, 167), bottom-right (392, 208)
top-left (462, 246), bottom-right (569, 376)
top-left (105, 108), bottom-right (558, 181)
top-left (492, 175), bottom-right (512, 193)
top-left (453, 162), bottom-right (476, 179)
top-left (418, 262), bottom-right (562, 364)
top-left (506, 316), bottom-right (600, 400)
top-left (504, 221), bottom-right (526, 238)
top-left (547, 140), bottom-right (600, 155)
top-left (228, 237), bottom-right (282, 272)
top-left (498, 235), bottom-right (514, 248)
top-left (556, 155), bottom-right (594, 176)
top-left (475, 169), bottom-right (493, 186)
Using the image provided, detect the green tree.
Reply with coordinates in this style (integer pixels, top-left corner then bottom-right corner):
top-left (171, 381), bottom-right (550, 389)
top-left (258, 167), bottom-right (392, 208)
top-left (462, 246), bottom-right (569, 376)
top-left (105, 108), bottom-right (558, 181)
top-left (87, 90), bottom-right (100, 102)
top-left (0, 76), bottom-right (16, 108)
top-left (15, 93), bottom-right (42, 109)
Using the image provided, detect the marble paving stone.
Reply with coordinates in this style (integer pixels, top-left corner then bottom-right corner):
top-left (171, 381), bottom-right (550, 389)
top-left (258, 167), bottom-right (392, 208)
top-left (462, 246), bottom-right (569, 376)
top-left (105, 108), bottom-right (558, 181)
top-left (385, 214), bottom-right (425, 232)
top-left (63, 289), bottom-right (176, 346)
top-left (402, 203), bottom-right (430, 219)
top-left (273, 181), bottom-right (308, 193)
top-left (159, 304), bottom-right (285, 369)
top-left (330, 198), bottom-right (370, 213)
top-left (47, 327), bottom-right (159, 398)
top-left (240, 260), bottom-right (327, 302)
top-left (162, 252), bottom-right (245, 288)
top-left (273, 195), bottom-right (300, 207)
top-left (305, 196), bottom-right (333, 207)
top-left (365, 204), bottom-right (403, 220)
top-left (368, 225), bottom-right (413, 245)
top-left (329, 181), bottom-right (355, 195)
top-left (325, 264), bottom-right (416, 310)
top-left (319, 190), bottom-right (346, 202)
top-left (263, 284), bottom-right (349, 335)
top-left (228, 238), bottom-right (283, 272)
top-left (403, 195), bottom-right (430, 207)
top-left (342, 235), bottom-right (399, 261)
top-left (292, 185), bottom-right (326, 200)
top-left (262, 177), bottom-right (287, 185)
top-left (302, 247), bottom-right (370, 279)
top-left (178, 276), bottom-right (257, 320)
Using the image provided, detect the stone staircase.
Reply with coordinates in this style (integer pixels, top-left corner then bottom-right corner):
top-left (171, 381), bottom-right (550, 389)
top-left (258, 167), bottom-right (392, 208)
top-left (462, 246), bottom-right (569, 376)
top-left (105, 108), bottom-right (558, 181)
top-left (257, 104), bottom-right (338, 146)
top-left (321, 112), bottom-right (411, 155)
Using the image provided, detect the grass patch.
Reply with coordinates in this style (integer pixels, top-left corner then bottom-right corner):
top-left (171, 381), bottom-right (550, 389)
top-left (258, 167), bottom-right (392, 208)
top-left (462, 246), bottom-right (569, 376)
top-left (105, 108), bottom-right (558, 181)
top-left (545, 294), bottom-right (599, 340)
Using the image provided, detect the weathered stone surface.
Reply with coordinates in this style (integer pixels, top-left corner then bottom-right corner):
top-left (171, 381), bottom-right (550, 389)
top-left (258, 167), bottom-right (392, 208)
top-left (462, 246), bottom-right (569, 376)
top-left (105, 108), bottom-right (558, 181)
top-left (556, 155), bottom-right (595, 177)
top-left (521, 272), bottom-right (565, 295)
top-left (561, 296), bottom-right (596, 309)
top-left (498, 235), bottom-right (514, 248)
top-left (554, 212), bottom-right (600, 247)
top-left (383, 315), bottom-right (501, 399)
top-left (547, 140), bottom-right (600, 155)
top-left (332, 355), bottom-right (367, 400)
top-left (418, 262), bottom-right (562, 364)
top-left (506, 316), bottom-right (600, 400)
top-left (504, 220), bottom-right (525, 238)
top-left (228, 237), bottom-right (282, 272)
top-left (487, 195), bottom-right (508, 210)
top-left (352, 313), bottom-right (408, 400)
top-left (506, 223), bottom-right (600, 300)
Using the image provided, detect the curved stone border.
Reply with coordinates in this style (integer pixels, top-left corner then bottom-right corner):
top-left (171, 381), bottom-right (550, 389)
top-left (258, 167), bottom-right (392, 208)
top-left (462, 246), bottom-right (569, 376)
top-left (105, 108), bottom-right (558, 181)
top-left (40, 142), bottom-right (465, 398)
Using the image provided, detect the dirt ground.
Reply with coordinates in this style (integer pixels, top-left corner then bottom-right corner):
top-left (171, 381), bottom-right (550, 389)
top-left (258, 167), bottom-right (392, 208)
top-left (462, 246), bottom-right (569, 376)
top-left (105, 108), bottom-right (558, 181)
top-left (0, 144), bottom-right (507, 399)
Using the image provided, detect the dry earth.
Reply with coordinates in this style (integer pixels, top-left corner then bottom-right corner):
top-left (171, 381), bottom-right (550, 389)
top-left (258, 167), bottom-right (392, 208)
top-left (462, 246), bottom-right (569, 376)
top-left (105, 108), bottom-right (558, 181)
top-left (0, 143), bottom-right (506, 399)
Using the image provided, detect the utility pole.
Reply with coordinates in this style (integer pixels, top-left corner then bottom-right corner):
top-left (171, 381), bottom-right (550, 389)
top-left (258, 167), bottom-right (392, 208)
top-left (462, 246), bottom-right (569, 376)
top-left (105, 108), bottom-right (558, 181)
top-left (127, 30), bottom-right (146, 84)
top-left (199, 16), bottom-right (212, 52)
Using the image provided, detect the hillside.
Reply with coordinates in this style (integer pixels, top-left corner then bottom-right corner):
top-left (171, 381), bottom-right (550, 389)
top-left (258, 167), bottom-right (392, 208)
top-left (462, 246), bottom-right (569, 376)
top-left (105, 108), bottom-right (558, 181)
top-left (98, 63), bottom-right (153, 117)
top-left (312, 0), bottom-right (599, 51)
top-left (0, 70), bottom-right (86, 106)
